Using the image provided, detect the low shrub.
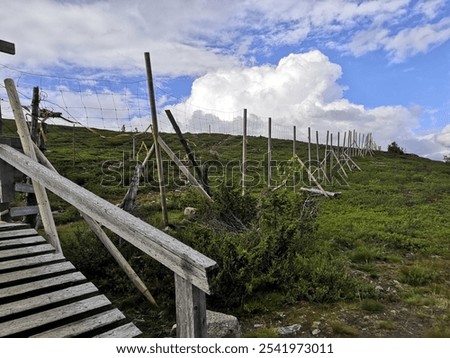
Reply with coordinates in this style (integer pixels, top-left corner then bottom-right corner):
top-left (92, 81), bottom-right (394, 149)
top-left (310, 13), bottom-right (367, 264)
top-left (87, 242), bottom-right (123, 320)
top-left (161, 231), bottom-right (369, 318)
top-left (400, 265), bottom-right (438, 286)
top-left (177, 186), bottom-right (374, 309)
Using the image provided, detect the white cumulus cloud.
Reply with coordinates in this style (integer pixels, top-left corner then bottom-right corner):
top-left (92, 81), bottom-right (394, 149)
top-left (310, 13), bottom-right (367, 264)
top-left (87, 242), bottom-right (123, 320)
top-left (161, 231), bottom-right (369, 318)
top-left (169, 51), bottom-right (447, 159)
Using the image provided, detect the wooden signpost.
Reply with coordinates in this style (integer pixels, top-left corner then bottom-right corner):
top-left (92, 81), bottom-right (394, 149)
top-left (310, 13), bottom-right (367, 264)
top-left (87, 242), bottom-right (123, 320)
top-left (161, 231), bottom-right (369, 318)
top-left (0, 40), bottom-right (15, 135)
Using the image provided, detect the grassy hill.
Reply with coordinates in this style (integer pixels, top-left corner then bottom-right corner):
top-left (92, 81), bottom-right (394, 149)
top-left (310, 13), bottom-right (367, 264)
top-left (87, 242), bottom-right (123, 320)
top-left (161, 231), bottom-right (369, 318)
top-left (1, 118), bottom-right (449, 337)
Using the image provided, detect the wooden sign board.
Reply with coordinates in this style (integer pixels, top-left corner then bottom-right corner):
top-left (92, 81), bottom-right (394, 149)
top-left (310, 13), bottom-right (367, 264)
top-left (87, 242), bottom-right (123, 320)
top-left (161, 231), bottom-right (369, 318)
top-left (0, 40), bottom-right (15, 55)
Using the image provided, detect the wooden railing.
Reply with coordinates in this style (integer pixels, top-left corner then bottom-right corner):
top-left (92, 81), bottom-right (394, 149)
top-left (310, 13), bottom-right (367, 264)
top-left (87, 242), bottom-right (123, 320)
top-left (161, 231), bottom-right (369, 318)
top-left (0, 78), bottom-right (217, 337)
top-left (0, 143), bottom-right (218, 337)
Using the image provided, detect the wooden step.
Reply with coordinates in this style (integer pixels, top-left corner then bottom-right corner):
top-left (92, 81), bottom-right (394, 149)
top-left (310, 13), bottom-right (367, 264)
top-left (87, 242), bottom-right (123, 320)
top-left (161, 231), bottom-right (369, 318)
top-left (0, 223), bottom-right (30, 231)
top-left (9, 206), bottom-right (39, 218)
top-left (0, 222), bottom-right (142, 337)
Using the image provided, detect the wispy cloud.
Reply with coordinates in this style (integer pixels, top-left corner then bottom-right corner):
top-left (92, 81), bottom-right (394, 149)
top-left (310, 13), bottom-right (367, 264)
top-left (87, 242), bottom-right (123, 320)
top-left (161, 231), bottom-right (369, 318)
top-left (3, 0), bottom-right (450, 75)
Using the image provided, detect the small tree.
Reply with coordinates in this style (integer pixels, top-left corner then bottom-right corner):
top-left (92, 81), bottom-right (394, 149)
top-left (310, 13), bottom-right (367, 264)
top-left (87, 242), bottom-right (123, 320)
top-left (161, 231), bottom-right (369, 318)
top-left (387, 141), bottom-right (404, 154)
top-left (444, 155), bottom-right (450, 164)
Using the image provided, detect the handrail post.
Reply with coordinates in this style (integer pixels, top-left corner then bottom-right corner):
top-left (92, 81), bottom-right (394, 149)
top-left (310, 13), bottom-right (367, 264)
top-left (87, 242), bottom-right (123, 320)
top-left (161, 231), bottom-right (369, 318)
top-left (4, 79), bottom-right (62, 253)
top-left (174, 274), bottom-right (207, 338)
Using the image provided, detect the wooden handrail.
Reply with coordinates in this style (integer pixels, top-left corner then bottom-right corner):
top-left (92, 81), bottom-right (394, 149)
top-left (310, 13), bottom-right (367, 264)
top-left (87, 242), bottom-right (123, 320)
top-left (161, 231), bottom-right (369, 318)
top-left (0, 143), bottom-right (217, 336)
top-left (0, 144), bottom-right (217, 293)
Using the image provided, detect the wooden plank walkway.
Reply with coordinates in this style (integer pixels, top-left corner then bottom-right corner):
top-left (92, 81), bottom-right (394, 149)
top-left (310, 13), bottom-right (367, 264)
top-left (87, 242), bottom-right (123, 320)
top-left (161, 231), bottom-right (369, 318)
top-left (0, 222), bottom-right (142, 338)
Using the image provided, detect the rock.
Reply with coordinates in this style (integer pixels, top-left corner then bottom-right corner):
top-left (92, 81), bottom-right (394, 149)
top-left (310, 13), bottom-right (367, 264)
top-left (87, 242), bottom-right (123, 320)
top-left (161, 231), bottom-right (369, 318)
top-left (278, 323), bottom-right (302, 336)
top-left (375, 285), bottom-right (384, 291)
top-left (207, 310), bottom-right (241, 338)
top-left (312, 328), bottom-right (321, 336)
top-left (183, 207), bottom-right (197, 220)
top-left (170, 310), bottom-right (241, 338)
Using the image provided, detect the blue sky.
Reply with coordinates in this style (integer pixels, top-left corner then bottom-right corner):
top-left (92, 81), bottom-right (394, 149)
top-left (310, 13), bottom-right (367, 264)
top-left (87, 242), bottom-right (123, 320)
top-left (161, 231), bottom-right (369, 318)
top-left (1, 0), bottom-right (449, 159)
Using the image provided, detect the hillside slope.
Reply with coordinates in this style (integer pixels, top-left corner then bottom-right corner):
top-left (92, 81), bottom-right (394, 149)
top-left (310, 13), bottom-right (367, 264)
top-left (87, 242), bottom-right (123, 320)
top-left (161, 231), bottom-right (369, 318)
top-left (1, 119), bottom-right (449, 337)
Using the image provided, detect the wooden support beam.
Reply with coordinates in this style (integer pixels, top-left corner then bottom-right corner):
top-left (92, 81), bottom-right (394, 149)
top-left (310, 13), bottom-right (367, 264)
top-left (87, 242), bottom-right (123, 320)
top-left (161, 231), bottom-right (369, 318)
top-left (175, 274), bottom-right (207, 338)
top-left (165, 110), bottom-right (210, 195)
top-left (4, 78), bottom-right (62, 253)
top-left (300, 187), bottom-right (341, 198)
top-left (295, 156), bottom-right (329, 198)
top-left (157, 136), bottom-right (213, 202)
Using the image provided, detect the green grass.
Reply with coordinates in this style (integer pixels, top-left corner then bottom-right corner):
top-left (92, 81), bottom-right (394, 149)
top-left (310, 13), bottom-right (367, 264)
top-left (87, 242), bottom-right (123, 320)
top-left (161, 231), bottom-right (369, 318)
top-left (330, 322), bottom-right (359, 337)
top-left (2, 117), bottom-right (449, 337)
top-left (360, 299), bottom-right (385, 313)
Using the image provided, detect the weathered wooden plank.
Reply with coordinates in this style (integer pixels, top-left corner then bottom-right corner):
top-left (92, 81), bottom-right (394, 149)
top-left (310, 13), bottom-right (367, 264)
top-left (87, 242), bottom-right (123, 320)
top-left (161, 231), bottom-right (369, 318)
top-left (0, 223), bottom-right (29, 231)
top-left (0, 261), bottom-right (74, 285)
top-left (0, 159), bottom-right (15, 203)
top-left (300, 187), bottom-right (342, 197)
top-left (9, 205), bottom-right (39, 217)
top-left (0, 252), bottom-right (65, 271)
top-left (14, 182), bottom-right (34, 194)
top-left (0, 282), bottom-right (98, 318)
top-left (0, 295), bottom-right (112, 337)
top-left (175, 273), bottom-right (207, 338)
top-left (0, 272), bottom-right (86, 300)
top-left (0, 244), bottom-right (55, 261)
top-left (0, 228), bottom-right (38, 239)
top-left (95, 322), bottom-right (142, 338)
top-left (0, 144), bottom-right (217, 293)
top-left (0, 40), bottom-right (15, 55)
top-left (0, 235), bottom-right (46, 249)
top-left (32, 309), bottom-right (126, 338)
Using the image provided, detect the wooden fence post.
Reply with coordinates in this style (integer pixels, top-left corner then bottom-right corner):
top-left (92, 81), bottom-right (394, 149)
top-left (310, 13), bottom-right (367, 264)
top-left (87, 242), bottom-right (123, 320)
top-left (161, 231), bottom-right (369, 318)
top-left (315, 130), bottom-right (320, 181)
top-left (307, 127), bottom-right (312, 185)
top-left (292, 125), bottom-right (296, 190)
top-left (267, 117), bottom-right (272, 188)
top-left (144, 52), bottom-right (169, 226)
top-left (324, 130), bottom-right (329, 182)
top-left (292, 125), bottom-right (296, 156)
top-left (337, 132), bottom-right (341, 158)
top-left (329, 133), bottom-right (334, 179)
top-left (242, 108), bottom-right (247, 196)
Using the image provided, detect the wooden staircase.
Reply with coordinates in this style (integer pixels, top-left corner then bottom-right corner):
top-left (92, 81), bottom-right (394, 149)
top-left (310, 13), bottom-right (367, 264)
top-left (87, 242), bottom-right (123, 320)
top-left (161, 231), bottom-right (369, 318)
top-left (0, 222), bottom-right (142, 338)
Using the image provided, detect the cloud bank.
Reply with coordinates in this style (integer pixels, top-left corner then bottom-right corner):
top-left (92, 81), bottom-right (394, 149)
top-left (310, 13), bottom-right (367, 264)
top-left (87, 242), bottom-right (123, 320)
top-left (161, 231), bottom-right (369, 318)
top-left (170, 51), bottom-right (449, 159)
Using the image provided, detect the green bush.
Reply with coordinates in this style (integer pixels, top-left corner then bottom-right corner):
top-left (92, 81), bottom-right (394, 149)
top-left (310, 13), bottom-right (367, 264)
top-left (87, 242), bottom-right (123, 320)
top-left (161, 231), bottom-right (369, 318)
top-left (387, 141), bottom-right (405, 154)
top-left (360, 299), bottom-right (385, 312)
top-left (176, 187), bottom-right (374, 308)
top-left (400, 265), bottom-right (438, 286)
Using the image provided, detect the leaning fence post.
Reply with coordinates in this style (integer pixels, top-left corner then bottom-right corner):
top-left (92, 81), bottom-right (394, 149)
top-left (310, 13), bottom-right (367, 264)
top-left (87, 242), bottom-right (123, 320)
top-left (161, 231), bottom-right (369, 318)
top-left (4, 78), bottom-right (62, 253)
top-left (144, 52), bottom-right (169, 226)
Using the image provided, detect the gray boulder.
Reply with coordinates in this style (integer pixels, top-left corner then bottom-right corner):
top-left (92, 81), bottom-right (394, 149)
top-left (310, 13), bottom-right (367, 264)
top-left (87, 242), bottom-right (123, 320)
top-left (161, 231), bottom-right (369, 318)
top-left (207, 310), bottom-right (241, 338)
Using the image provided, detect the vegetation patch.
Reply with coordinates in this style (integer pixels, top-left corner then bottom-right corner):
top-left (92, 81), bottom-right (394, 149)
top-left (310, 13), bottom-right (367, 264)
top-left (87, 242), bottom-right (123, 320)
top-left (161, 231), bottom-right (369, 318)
top-left (4, 119), bottom-right (446, 338)
top-left (400, 265), bottom-right (438, 287)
